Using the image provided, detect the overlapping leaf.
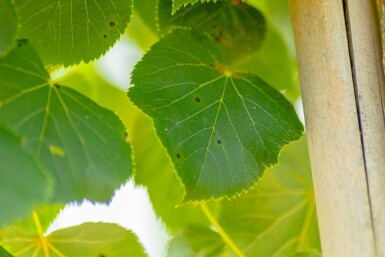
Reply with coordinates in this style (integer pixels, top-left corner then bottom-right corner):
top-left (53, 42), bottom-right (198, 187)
top-left (172, 0), bottom-right (220, 13)
top-left (0, 247), bottom-right (13, 257)
top-left (158, 0), bottom-right (266, 64)
top-left (0, 127), bottom-right (48, 226)
top-left (0, 0), bottom-right (18, 56)
top-left (2, 222), bottom-right (147, 257)
top-left (167, 226), bottom-right (224, 257)
top-left (129, 29), bottom-right (303, 201)
top-left (235, 23), bottom-right (299, 101)
top-left (14, 0), bottom-right (133, 66)
top-left (218, 138), bottom-right (320, 256)
top-left (0, 41), bottom-right (133, 203)
top-left (131, 108), bottom-right (211, 232)
top-left (167, 139), bottom-right (321, 257)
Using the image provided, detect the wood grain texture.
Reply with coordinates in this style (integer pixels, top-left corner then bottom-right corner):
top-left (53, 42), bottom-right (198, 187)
top-left (291, 0), bottom-right (385, 256)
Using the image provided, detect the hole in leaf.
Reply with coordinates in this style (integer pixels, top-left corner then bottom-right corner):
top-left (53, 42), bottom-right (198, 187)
top-left (109, 21), bottom-right (115, 27)
top-left (176, 153), bottom-right (181, 159)
top-left (217, 140), bottom-right (222, 144)
top-left (195, 97), bottom-right (201, 103)
top-left (103, 34), bottom-right (107, 38)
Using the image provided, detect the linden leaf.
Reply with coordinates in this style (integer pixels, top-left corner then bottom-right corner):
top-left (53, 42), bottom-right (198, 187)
top-left (128, 29), bottom-right (303, 201)
top-left (3, 222), bottom-right (147, 257)
top-left (171, 0), bottom-right (221, 14)
top-left (158, 0), bottom-right (266, 64)
top-left (167, 139), bottom-right (321, 257)
top-left (0, 126), bottom-right (48, 226)
top-left (14, 0), bottom-right (133, 66)
top-left (0, 40), bottom-right (133, 203)
top-left (0, 0), bottom-right (18, 56)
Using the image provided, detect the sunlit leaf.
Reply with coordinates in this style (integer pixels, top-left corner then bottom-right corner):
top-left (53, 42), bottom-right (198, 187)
top-left (14, 0), bottom-right (133, 66)
top-left (158, 0), bottom-right (266, 65)
top-left (218, 138), bottom-right (320, 256)
top-left (167, 226), bottom-right (224, 257)
top-left (0, 127), bottom-right (48, 226)
top-left (0, 0), bottom-right (18, 56)
top-left (3, 221), bottom-right (147, 257)
top-left (167, 138), bottom-right (321, 257)
top-left (292, 250), bottom-right (322, 257)
top-left (129, 29), bottom-right (303, 201)
top-left (0, 247), bottom-right (13, 257)
top-left (11, 205), bottom-right (64, 233)
top-left (0, 40), bottom-right (133, 203)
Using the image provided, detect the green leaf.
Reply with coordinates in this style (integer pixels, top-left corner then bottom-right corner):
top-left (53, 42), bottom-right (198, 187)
top-left (292, 250), bottom-right (322, 257)
top-left (0, 40), bottom-right (133, 203)
top-left (218, 138), bottom-right (320, 256)
top-left (158, 0), bottom-right (266, 64)
top-left (14, 0), bottom-right (133, 66)
top-left (11, 205), bottom-right (64, 233)
top-left (0, 126), bottom-right (48, 226)
top-left (172, 0), bottom-right (220, 14)
top-left (0, 247), bottom-right (13, 257)
top-left (167, 138), bottom-right (321, 257)
top-left (167, 226), bottom-right (224, 257)
top-left (235, 23), bottom-right (299, 101)
top-left (131, 108), bottom-right (211, 232)
top-left (0, 0), bottom-right (18, 56)
top-left (133, 0), bottom-right (158, 33)
top-left (129, 29), bottom-right (303, 201)
top-left (3, 222), bottom-right (147, 257)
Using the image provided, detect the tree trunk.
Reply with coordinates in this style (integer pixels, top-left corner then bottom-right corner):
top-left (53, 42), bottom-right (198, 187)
top-left (291, 0), bottom-right (385, 256)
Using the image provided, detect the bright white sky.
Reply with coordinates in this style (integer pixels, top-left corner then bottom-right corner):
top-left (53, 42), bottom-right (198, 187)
top-left (48, 37), bottom-right (170, 257)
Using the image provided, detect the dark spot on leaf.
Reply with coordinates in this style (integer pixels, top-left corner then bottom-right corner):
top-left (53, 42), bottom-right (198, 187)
top-left (209, 64), bottom-right (214, 68)
top-left (103, 34), bottom-right (107, 38)
top-left (54, 84), bottom-right (60, 89)
top-left (17, 43), bottom-right (22, 47)
top-left (125, 132), bottom-right (128, 138)
top-left (109, 21), bottom-right (115, 27)
top-left (98, 254), bottom-right (106, 257)
top-left (211, 24), bottom-right (217, 29)
top-left (176, 153), bottom-right (181, 159)
top-left (217, 140), bottom-right (222, 144)
top-left (195, 97), bottom-right (201, 103)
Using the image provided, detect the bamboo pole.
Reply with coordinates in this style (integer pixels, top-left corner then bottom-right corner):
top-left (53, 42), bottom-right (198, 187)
top-left (291, 0), bottom-right (385, 256)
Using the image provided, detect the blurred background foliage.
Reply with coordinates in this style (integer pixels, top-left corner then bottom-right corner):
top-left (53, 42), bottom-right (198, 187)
top-left (0, 0), bottom-right (321, 256)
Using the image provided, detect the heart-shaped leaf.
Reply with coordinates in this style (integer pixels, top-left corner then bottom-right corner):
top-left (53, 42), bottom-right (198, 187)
top-left (129, 29), bottom-right (303, 201)
top-left (0, 40), bottom-right (133, 203)
top-left (14, 0), bottom-right (133, 66)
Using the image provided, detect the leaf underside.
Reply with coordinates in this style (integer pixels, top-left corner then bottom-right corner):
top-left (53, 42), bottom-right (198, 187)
top-left (3, 222), bottom-right (147, 257)
top-left (167, 138), bottom-right (321, 257)
top-left (14, 0), bottom-right (133, 66)
top-left (0, 40), bottom-right (133, 203)
top-left (0, 0), bottom-right (18, 56)
top-left (159, 0), bottom-right (266, 65)
top-left (129, 29), bottom-right (303, 201)
top-left (0, 127), bottom-right (48, 226)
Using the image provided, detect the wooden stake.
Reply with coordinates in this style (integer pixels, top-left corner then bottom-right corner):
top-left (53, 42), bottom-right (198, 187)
top-left (291, 0), bottom-right (385, 256)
